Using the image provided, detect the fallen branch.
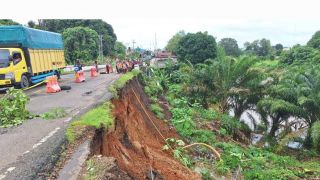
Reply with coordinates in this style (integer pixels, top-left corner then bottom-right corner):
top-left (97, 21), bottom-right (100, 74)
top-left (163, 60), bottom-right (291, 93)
top-left (182, 143), bottom-right (221, 160)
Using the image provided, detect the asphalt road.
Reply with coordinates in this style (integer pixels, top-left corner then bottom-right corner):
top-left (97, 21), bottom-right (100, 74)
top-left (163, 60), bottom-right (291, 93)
top-left (0, 71), bottom-right (120, 180)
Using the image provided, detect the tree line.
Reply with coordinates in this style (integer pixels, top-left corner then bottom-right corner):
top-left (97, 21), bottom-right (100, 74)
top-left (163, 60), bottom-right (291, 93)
top-left (0, 19), bottom-right (126, 64)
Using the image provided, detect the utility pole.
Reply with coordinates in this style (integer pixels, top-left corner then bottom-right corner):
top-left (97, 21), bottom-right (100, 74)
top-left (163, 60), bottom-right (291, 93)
top-left (98, 35), bottom-right (103, 63)
top-left (132, 40), bottom-right (136, 52)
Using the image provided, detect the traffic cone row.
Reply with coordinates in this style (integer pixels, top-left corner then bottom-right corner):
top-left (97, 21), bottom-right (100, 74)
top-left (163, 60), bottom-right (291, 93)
top-left (46, 75), bottom-right (61, 93)
top-left (75, 70), bottom-right (85, 83)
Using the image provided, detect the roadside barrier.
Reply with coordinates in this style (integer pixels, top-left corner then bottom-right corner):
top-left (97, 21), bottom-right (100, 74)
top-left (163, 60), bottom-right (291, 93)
top-left (90, 67), bottom-right (98, 77)
top-left (75, 70), bottom-right (85, 83)
top-left (46, 75), bottom-right (61, 93)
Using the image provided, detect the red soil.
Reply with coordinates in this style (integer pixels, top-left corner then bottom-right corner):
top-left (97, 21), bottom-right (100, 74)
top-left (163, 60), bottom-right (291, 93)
top-left (100, 78), bottom-right (201, 180)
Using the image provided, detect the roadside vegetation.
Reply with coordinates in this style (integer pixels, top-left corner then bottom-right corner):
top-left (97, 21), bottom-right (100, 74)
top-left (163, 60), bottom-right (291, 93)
top-left (66, 102), bottom-right (114, 143)
top-left (108, 69), bottom-right (140, 98)
top-left (138, 30), bottom-right (320, 179)
top-left (0, 88), bottom-right (29, 127)
top-left (41, 108), bottom-right (67, 120)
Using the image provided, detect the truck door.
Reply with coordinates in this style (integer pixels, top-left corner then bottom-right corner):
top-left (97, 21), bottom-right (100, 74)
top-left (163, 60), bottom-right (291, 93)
top-left (11, 50), bottom-right (28, 83)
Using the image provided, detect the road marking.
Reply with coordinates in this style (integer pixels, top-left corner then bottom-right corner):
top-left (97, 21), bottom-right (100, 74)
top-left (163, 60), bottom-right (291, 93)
top-left (64, 117), bottom-right (72, 123)
top-left (32, 127), bottom-right (60, 149)
top-left (0, 167), bottom-right (16, 180)
top-left (6, 167), bottom-right (15, 172)
top-left (23, 150), bottom-right (30, 155)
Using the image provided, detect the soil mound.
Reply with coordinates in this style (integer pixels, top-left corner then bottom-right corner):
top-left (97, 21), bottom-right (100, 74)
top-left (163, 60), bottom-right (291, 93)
top-left (98, 78), bottom-right (201, 180)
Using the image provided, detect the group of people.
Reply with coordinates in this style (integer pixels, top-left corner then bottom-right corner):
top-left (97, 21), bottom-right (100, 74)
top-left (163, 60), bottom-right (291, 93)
top-left (74, 59), bottom-right (137, 74)
top-left (115, 60), bottom-right (135, 73)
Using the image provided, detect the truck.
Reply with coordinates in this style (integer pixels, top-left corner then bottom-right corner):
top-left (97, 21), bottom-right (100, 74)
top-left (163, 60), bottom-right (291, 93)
top-left (0, 25), bottom-right (66, 89)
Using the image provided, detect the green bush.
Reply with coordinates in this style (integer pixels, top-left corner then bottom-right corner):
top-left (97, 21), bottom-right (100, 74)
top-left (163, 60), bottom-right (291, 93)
top-left (0, 88), bottom-right (29, 127)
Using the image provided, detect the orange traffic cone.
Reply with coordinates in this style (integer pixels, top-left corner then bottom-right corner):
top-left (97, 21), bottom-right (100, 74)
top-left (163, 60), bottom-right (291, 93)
top-left (46, 75), bottom-right (61, 93)
top-left (75, 70), bottom-right (85, 83)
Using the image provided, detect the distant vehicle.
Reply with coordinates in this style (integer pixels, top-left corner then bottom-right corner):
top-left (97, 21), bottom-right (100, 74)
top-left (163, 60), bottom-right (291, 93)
top-left (0, 26), bottom-right (66, 89)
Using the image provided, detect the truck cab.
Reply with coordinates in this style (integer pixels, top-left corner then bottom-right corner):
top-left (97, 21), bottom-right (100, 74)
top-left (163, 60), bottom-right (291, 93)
top-left (0, 48), bottom-right (29, 88)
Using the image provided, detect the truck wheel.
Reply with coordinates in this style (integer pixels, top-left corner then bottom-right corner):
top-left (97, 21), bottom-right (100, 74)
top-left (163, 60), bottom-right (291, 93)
top-left (20, 75), bottom-right (30, 88)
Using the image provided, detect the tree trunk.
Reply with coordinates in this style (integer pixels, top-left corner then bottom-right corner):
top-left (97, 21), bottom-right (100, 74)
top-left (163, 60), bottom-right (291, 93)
top-left (269, 117), bottom-right (280, 138)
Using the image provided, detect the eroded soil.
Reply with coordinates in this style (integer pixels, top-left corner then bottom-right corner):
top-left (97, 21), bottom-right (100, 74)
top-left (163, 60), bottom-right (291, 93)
top-left (93, 78), bottom-right (201, 180)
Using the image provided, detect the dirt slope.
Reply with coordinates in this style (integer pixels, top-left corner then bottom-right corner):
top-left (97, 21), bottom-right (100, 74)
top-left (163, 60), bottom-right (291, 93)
top-left (99, 78), bottom-right (201, 180)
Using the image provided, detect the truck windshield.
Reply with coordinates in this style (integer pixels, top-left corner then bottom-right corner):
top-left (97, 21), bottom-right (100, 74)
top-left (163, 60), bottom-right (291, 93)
top-left (0, 49), bottom-right (10, 68)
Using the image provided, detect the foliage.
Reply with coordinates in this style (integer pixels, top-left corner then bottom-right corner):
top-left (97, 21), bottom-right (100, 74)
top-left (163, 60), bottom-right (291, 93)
top-left (150, 103), bottom-right (165, 119)
top-left (41, 108), bottom-right (67, 120)
top-left (165, 30), bottom-right (185, 54)
top-left (274, 43), bottom-right (284, 56)
top-left (114, 41), bottom-right (126, 59)
top-left (66, 102), bottom-right (114, 143)
top-left (218, 38), bottom-right (241, 57)
top-left (0, 19), bottom-right (20, 26)
top-left (244, 38), bottom-right (274, 57)
top-left (163, 138), bottom-right (192, 167)
top-left (215, 142), bottom-right (320, 179)
top-left (307, 30), bottom-right (320, 49)
top-left (177, 32), bottom-right (217, 64)
top-left (0, 88), bottom-right (29, 127)
top-left (108, 70), bottom-right (140, 98)
top-left (280, 45), bottom-right (319, 65)
top-left (62, 27), bottom-right (99, 64)
top-left (311, 121), bottom-right (320, 152)
top-left (38, 19), bottom-right (117, 56)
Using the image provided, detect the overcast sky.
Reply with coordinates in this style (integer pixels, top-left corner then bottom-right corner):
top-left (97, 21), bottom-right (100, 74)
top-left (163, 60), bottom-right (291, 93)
top-left (5, 0), bottom-right (320, 49)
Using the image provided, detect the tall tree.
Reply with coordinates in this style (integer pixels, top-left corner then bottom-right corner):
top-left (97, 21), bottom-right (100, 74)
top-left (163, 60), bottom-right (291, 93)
top-left (244, 39), bottom-right (273, 57)
top-left (114, 41), bottom-right (126, 59)
top-left (274, 43), bottom-right (284, 56)
top-left (218, 38), bottom-right (240, 57)
top-left (62, 27), bottom-right (99, 64)
top-left (307, 30), bottom-right (320, 49)
top-left (176, 32), bottom-right (217, 64)
top-left (166, 30), bottom-right (185, 54)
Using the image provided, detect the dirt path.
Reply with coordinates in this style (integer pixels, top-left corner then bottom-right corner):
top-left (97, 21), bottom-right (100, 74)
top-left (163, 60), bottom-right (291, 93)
top-left (94, 78), bottom-right (201, 180)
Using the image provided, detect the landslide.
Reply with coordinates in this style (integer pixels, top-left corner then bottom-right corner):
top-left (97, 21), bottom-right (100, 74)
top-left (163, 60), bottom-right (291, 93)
top-left (94, 77), bottom-right (201, 180)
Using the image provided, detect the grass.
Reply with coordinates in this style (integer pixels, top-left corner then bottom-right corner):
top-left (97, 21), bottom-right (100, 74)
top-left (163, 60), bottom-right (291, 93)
top-left (41, 108), bottom-right (67, 120)
top-left (66, 102), bottom-right (114, 143)
top-left (108, 70), bottom-right (140, 98)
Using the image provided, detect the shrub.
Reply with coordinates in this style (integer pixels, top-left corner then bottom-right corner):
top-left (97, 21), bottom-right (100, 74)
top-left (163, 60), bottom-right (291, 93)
top-left (0, 88), bottom-right (29, 127)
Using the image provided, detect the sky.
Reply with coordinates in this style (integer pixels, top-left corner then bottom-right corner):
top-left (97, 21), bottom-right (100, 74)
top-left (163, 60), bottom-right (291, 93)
top-left (4, 0), bottom-right (320, 49)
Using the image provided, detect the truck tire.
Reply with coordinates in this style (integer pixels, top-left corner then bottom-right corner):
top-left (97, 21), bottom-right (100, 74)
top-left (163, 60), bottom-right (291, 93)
top-left (20, 75), bottom-right (31, 88)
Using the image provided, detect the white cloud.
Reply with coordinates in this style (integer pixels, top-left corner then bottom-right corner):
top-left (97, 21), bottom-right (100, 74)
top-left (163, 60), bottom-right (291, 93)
top-left (5, 0), bottom-right (320, 49)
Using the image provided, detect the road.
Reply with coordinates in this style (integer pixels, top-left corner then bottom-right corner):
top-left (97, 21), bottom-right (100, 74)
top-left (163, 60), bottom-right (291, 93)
top-left (0, 71), bottom-right (120, 180)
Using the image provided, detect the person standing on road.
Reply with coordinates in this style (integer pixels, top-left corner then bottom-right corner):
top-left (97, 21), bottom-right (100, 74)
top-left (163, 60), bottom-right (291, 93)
top-left (74, 59), bottom-right (83, 73)
top-left (94, 60), bottom-right (99, 72)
